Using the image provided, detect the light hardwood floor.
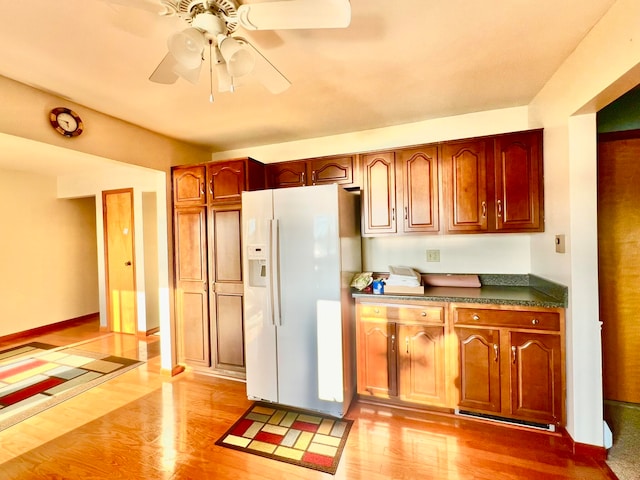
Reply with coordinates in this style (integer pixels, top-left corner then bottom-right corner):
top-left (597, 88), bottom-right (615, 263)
top-left (0, 319), bottom-right (615, 479)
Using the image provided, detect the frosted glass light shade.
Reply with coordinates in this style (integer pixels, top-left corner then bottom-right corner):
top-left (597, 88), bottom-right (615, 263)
top-left (218, 35), bottom-right (255, 77)
top-left (168, 28), bottom-right (204, 69)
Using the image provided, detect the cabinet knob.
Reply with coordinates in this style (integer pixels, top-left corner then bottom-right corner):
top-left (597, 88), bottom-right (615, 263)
top-left (531, 318), bottom-right (539, 325)
top-left (472, 314), bottom-right (480, 321)
top-left (374, 308), bottom-right (380, 314)
top-left (421, 311), bottom-right (427, 317)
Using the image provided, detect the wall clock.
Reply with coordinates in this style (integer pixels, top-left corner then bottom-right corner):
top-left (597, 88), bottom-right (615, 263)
top-left (49, 107), bottom-right (83, 137)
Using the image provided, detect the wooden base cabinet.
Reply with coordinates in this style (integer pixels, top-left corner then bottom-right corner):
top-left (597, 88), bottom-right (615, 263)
top-left (453, 305), bottom-right (564, 426)
top-left (356, 299), bottom-right (447, 407)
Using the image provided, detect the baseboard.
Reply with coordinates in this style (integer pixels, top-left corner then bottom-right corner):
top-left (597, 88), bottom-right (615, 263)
top-left (0, 313), bottom-right (99, 344)
top-left (137, 326), bottom-right (160, 338)
top-left (574, 441), bottom-right (608, 462)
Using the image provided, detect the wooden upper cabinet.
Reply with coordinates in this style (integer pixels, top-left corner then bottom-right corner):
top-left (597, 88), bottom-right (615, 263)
top-left (493, 130), bottom-right (543, 232)
top-left (362, 151), bottom-right (397, 235)
top-left (442, 139), bottom-right (490, 233)
top-left (266, 161), bottom-right (307, 189)
top-left (266, 155), bottom-right (359, 189)
top-left (309, 155), bottom-right (357, 187)
top-left (207, 158), bottom-right (265, 203)
top-left (173, 165), bottom-right (207, 206)
top-left (397, 146), bottom-right (439, 233)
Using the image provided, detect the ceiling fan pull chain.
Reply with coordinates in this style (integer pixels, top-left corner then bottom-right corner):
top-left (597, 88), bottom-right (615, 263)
top-left (208, 39), bottom-right (214, 103)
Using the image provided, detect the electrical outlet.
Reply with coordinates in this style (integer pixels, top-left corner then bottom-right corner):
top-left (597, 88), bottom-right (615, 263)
top-left (426, 249), bottom-right (440, 262)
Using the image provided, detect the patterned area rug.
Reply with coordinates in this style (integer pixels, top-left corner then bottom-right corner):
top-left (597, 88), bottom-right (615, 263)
top-left (605, 400), bottom-right (640, 480)
top-left (0, 341), bottom-right (144, 432)
top-left (216, 402), bottom-right (353, 475)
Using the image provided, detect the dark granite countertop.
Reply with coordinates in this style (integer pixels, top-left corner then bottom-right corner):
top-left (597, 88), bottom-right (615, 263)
top-left (351, 274), bottom-right (567, 308)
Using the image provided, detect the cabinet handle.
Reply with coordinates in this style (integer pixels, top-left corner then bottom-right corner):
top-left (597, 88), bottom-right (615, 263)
top-left (497, 199), bottom-right (503, 217)
top-left (406, 337), bottom-right (409, 354)
top-left (472, 314), bottom-right (480, 321)
top-left (200, 183), bottom-right (205, 195)
top-left (404, 206), bottom-right (408, 220)
top-left (493, 344), bottom-right (499, 362)
top-left (209, 179), bottom-right (213, 195)
top-left (392, 207), bottom-right (395, 221)
top-left (481, 201), bottom-right (487, 218)
top-left (391, 334), bottom-right (396, 353)
top-left (511, 345), bottom-right (517, 364)
top-left (531, 318), bottom-right (539, 325)
top-left (301, 171), bottom-right (306, 184)
top-left (311, 171), bottom-right (316, 185)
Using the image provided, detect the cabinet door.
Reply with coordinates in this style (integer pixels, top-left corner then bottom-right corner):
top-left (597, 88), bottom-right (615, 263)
top-left (208, 204), bottom-right (245, 373)
top-left (266, 161), bottom-right (307, 188)
top-left (357, 319), bottom-right (397, 397)
top-left (510, 332), bottom-right (562, 424)
top-left (362, 151), bottom-right (397, 235)
top-left (208, 160), bottom-right (246, 203)
top-left (173, 165), bottom-right (206, 206)
top-left (442, 140), bottom-right (489, 233)
top-left (493, 131), bottom-right (543, 231)
top-left (398, 324), bottom-right (446, 405)
top-left (456, 327), bottom-right (501, 413)
top-left (174, 207), bottom-right (210, 367)
top-left (397, 147), bottom-right (439, 233)
top-left (309, 155), bottom-right (355, 187)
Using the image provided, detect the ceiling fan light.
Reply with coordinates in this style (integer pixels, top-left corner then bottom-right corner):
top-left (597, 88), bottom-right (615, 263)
top-left (168, 28), bottom-right (204, 69)
top-left (218, 35), bottom-right (255, 78)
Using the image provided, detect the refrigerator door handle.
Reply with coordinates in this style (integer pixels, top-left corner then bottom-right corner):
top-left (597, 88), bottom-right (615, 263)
top-left (270, 219), bottom-right (282, 326)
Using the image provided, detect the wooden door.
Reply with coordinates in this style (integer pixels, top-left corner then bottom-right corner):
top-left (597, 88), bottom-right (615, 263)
top-left (173, 165), bottom-right (206, 206)
top-left (362, 151), bottom-right (397, 235)
top-left (456, 327), bottom-right (501, 413)
top-left (174, 206), bottom-right (210, 367)
top-left (598, 133), bottom-right (640, 403)
top-left (103, 189), bottom-right (137, 334)
top-left (208, 204), bottom-right (245, 374)
top-left (442, 140), bottom-right (489, 233)
top-left (357, 319), bottom-right (396, 397)
top-left (309, 155), bottom-right (355, 186)
top-left (266, 161), bottom-right (307, 188)
top-left (397, 146), bottom-right (439, 233)
top-left (493, 131), bottom-right (543, 232)
top-left (208, 160), bottom-right (246, 203)
top-left (509, 332), bottom-right (562, 424)
top-left (397, 324), bottom-right (446, 405)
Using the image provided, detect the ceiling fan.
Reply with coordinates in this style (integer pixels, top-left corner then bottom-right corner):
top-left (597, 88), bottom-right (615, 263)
top-left (145, 0), bottom-right (351, 99)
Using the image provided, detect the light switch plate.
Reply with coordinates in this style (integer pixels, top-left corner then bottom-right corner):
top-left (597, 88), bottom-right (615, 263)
top-left (426, 249), bottom-right (440, 262)
top-left (555, 235), bottom-right (566, 253)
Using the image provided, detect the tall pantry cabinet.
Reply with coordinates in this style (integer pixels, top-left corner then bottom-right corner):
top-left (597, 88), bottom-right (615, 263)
top-left (172, 158), bottom-right (265, 377)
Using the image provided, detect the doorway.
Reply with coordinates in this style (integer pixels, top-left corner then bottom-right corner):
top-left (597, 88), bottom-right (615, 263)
top-left (597, 128), bottom-right (640, 480)
top-left (103, 189), bottom-right (137, 334)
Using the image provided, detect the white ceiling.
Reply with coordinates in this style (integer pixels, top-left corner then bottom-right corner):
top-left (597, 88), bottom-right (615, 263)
top-left (0, 0), bottom-right (617, 154)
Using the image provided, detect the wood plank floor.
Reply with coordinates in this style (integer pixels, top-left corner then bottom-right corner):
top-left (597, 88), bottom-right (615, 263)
top-left (0, 319), bottom-right (616, 479)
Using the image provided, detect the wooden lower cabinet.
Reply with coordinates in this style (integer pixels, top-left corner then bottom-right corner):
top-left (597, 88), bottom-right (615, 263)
top-left (355, 299), bottom-right (565, 428)
top-left (453, 305), bottom-right (564, 426)
top-left (356, 300), bottom-right (447, 407)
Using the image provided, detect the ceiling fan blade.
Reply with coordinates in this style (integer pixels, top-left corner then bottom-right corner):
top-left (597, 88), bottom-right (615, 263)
top-left (237, 0), bottom-right (351, 30)
top-left (149, 53), bottom-right (180, 84)
top-left (237, 37), bottom-right (291, 94)
top-left (99, 0), bottom-right (171, 15)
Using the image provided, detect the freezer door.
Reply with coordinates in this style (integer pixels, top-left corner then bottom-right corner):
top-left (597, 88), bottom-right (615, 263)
top-left (273, 185), bottom-right (345, 414)
top-left (242, 190), bottom-right (278, 403)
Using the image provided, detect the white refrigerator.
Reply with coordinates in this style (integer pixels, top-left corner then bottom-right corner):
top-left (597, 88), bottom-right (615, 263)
top-left (242, 183), bottom-right (361, 417)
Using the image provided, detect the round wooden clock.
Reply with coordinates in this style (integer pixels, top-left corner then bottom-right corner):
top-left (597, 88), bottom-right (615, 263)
top-left (49, 107), bottom-right (84, 137)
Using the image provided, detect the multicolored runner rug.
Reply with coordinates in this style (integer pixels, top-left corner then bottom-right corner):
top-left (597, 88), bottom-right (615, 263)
top-left (216, 402), bottom-right (352, 475)
top-left (0, 341), bottom-right (144, 432)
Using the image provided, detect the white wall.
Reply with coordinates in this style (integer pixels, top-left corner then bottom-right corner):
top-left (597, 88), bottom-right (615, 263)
top-left (529, 0), bottom-right (640, 447)
top-left (0, 169), bottom-right (98, 336)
